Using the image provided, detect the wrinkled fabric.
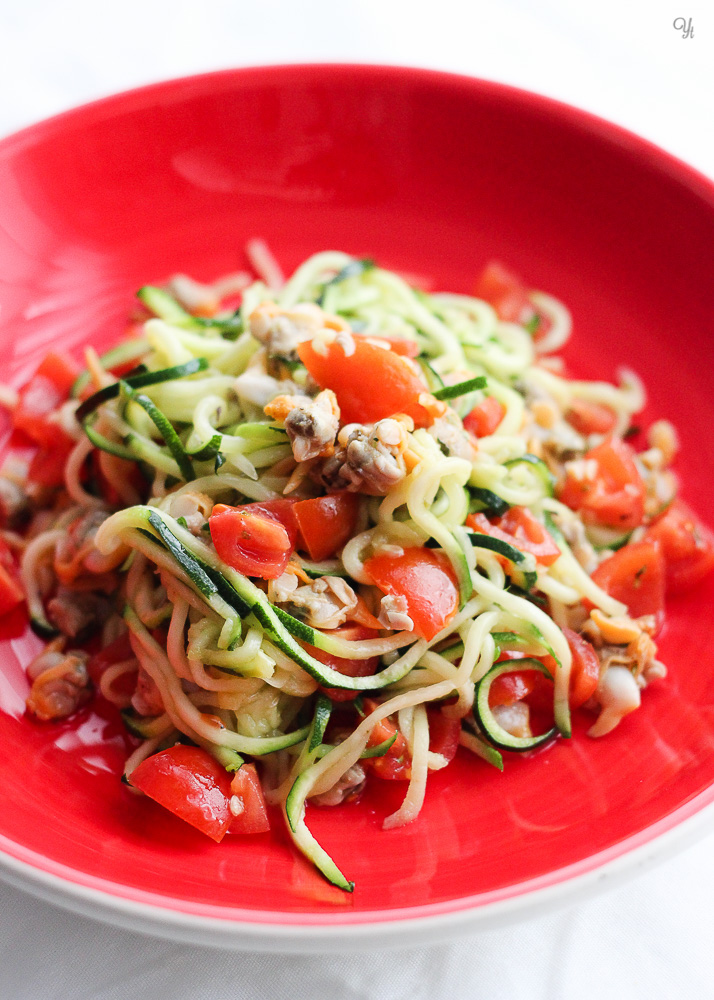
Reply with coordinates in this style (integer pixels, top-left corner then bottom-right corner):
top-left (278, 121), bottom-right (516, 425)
top-left (1, 832), bottom-right (713, 1000)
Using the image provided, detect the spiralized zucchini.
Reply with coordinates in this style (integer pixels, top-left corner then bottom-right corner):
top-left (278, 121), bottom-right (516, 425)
top-left (7, 250), bottom-right (669, 893)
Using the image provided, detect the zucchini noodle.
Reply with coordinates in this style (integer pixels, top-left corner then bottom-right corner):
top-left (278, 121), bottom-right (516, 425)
top-left (2, 248), bottom-right (692, 893)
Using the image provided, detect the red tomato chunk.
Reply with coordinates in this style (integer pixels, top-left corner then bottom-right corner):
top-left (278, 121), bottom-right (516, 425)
top-left (13, 353), bottom-right (79, 448)
top-left (363, 698), bottom-right (411, 780)
top-left (364, 547), bottom-right (459, 641)
top-left (131, 745), bottom-right (233, 843)
top-left (644, 500), bottom-right (714, 593)
top-left (228, 763), bottom-right (271, 835)
top-left (297, 337), bottom-right (432, 426)
top-left (463, 396), bottom-right (506, 438)
top-left (209, 501), bottom-right (297, 579)
top-left (589, 539), bottom-right (665, 625)
top-left (557, 437), bottom-right (645, 530)
top-left (293, 493), bottom-right (359, 562)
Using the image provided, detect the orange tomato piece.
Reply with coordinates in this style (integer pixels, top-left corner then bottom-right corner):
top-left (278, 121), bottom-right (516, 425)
top-left (463, 396), bottom-right (506, 438)
top-left (209, 506), bottom-right (294, 579)
top-left (589, 539), bottom-right (665, 624)
top-left (364, 547), bottom-right (459, 641)
top-left (557, 437), bottom-right (645, 530)
top-left (565, 399), bottom-right (618, 436)
top-left (227, 764), bottom-right (271, 835)
top-left (297, 337), bottom-right (431, 426)
top-left (645, 499), bottom-right (714, 593)
top-left (293, 493), bottom-right (359, 562)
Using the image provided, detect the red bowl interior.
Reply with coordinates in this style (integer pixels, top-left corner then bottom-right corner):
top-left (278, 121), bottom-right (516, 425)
top-left (1, 64), bottom-right (714, 929)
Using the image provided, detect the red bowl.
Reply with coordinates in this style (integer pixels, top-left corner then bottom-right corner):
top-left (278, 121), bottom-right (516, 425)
top-left (1, 64), bottom-right (714, 951)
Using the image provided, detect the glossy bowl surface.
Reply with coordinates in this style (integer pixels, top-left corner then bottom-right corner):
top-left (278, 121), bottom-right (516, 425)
top-left (1, 64), bottom-right (714, 950)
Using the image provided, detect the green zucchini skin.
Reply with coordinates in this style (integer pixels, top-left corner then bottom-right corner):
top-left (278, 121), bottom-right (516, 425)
top-left (474, 657), bottom-right (558, 752)
top-left (75, 357), bottom-right (210, 423)
top-left (467, 487), bottom-right (510, 517)
top-left (123, 384), bottom-right (195, 482)
top-left (316, 258), bottom-right (374, 306)
top-left (468, 531), bottom-right (538, 590)
top-left (503, 453), bottom-right (555, 497)
top-left (120, 708), bottom-right (158, 739)
top-left (284, 765), bottom-right (354, 892)
top-left (130, 509), bottom-right (417, 691)
top-left (433, 375), bottom-right (487, 401)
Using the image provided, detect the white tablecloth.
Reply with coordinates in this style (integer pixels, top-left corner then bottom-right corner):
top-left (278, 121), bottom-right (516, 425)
top-left (1, 1), bottom-right (713, 997)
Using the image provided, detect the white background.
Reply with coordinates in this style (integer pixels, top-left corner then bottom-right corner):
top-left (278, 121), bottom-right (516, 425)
top-left (1, 1), bottom-right (713, 997)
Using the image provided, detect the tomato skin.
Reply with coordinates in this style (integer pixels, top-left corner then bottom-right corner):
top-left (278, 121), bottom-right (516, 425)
top-left (354, 333), bottom-right (420, 357)
top-left (307, 624), bottom-right (380, 703)
top-left (293, 493), bottom-right (359, 562)
top-left (561, 627), bottom-right (600, 709)
top-left (227, 764), bottom-right (270, 835)
top-left (565, 399), bottom-right (617, 436)
top-left (467, 507), bottom-right (561, 566)
top-left (427, 709), bottom-right (461, 763)
top-left (590, 539), bottom-right (665, 624)
top-left (364, 547), bottom-right (459, 642)
top-left (0, 538), bottom-right (23, 617)
top-left (463, 396), bottom-right (506, 438)
top-left (209, 505), bottom-right (295, 579)
top-left (488, 670), bottom-right (537, 708)
top-left (27, 434), bottom-right (76, 488)
top-left (557, 437), bottom-right (645, 530)
top-left (131, 745), bottom-right (233, 843)
top-left (645, 500), bottom-right (714, 593)
top-left (474, 262), bottom-right (530, 323)
top-left (363, 699), bottom-right (410, 780)
top-left (0, 562), bottom-right (23, 617)
top-left (212, 499), bottom-right (299, 546)
top-left (297, 337), bottom-right (431, 426)
top-left (13, 353), bottom-right (79, 447)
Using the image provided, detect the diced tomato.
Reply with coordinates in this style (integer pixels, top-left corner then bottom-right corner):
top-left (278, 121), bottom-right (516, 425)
top-left (363, 698), bottom-right (410, 780)
top-left (561, 627), bottom-right (600, 710)
top-left (645, 499), bottom-right (714, 593)
top-left (297, 337), bottom-right (432, 426)
top-left (353, 332), bottom-right (420, 357)
top-left (463, 396), bottom-right (506, 438)
top-left (27, 434), bottom-right (76, 488)
top-left (130, 745), bottom-right (233, 843)
top-left (474, 262), bottom-right (530, 323)
top-left (213, 499), bottom-right (299, 546)
top-left (0, 553), bottom-right (24, 617)
top-left (227, 763), bottom-right (271, 835)
top-left (589, 539), bottom-right (665, 624)
top-left (557, 437), bottom-right (646, 530)
top-left (87, 632), bottom-right (134, 683)
top-left (209, 503), bottom-right (296, 579)
top-left (565, 399), bottom-right (618, 436)
top-left (427, 709), bottom-right (461, 763)
top-left (488, 670), bottom-right (537, 708)
top-left (13, 353), bottom-right (80, 447)
top-left (364, 547), bottom-right (459, 641)
top-left (306, 624), bottom-right (380, 703)
top-left (467, 507), bottom-right (561, 566)
top-left (293, 493), bottom-right (360, 562)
